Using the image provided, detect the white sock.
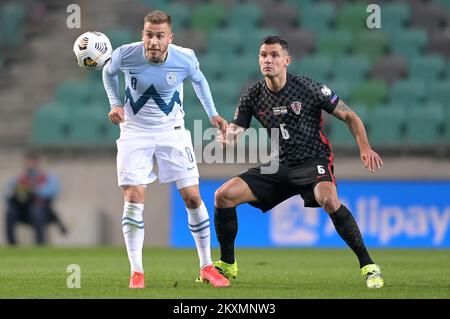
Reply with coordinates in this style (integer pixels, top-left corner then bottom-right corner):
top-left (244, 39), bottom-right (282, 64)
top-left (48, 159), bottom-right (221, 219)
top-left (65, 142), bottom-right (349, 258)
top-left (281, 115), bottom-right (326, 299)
top-left (186, 201), bottom-right (212, 269)
top-left (122, 201), bottom-right (145, 274)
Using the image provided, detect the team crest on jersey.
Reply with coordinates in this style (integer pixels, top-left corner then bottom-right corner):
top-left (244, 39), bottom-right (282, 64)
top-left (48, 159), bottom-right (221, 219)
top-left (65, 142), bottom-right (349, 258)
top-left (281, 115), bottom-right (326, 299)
top-left (290, 101), bottom-right (302, 115)
top-left (321, 85), bottom-right (331, 97)
top-left (166, 72), bottom-right (177, 85)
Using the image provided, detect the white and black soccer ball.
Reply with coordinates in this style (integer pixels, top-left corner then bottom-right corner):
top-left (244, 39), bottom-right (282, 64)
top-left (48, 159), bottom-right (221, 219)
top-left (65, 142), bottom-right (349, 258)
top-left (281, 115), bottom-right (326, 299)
top-left (73, 31), bottom-right (112, 70)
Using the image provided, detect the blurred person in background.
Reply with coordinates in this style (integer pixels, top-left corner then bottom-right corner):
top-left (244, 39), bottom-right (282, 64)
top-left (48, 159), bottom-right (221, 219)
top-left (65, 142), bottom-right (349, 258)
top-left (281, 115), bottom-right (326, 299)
top-left (4, 150), bottom-right (66, 246)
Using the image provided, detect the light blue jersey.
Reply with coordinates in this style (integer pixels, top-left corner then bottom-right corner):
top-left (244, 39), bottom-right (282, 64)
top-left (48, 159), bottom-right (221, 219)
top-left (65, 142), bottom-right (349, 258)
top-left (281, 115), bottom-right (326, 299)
top-left (103, 42), bottom-right (218, 132)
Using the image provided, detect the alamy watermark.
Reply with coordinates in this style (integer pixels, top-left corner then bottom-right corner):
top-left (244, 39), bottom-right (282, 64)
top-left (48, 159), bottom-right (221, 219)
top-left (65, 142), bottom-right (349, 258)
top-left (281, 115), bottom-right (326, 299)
top-left (66, 264), bottom-right (81, 288)
top-left (186, 120), bottom-right (280, 174)
top-left (66, 4), bottom-right (81, 28)
top-left (366, 4), bottom-right (381, 29)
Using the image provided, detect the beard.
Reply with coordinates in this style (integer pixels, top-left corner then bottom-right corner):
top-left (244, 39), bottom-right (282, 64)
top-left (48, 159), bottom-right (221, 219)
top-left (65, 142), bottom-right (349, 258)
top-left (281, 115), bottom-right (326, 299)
top-left (145, 47), bottom-right (167, 63)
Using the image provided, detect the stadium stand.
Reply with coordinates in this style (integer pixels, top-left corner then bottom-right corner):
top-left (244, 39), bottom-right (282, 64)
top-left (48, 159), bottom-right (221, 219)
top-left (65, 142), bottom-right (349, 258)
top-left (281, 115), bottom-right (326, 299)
top-left (0, 0), bottom-right (445, 153)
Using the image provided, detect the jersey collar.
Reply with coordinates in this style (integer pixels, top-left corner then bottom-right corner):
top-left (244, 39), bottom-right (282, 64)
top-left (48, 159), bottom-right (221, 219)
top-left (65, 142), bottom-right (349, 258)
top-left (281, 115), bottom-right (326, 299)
top-left (265, 72), bottom-right (291, 97)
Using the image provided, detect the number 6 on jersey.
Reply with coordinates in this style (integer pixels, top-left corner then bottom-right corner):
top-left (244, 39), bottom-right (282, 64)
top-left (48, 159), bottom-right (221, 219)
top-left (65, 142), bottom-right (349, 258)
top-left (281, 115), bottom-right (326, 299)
top-left (280, 123), bottom-right (290, 139)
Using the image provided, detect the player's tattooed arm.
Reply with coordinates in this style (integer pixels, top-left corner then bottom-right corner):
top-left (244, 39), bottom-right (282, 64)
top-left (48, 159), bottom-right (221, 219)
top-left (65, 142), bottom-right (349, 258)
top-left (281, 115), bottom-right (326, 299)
top-left (216, 123), bottom-right (245, 146)
top-left (331, 100), bottom-right (355, 122)
top-left (332, 100), bottom-right (383, 173)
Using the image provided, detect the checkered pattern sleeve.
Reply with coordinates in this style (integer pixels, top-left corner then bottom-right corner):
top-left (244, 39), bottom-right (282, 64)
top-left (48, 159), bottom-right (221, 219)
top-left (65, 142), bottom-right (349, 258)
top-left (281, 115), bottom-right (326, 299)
top-left (306, 77), bottom-right (340, 114)
top-left (231, 84), bottom-right (258, 129)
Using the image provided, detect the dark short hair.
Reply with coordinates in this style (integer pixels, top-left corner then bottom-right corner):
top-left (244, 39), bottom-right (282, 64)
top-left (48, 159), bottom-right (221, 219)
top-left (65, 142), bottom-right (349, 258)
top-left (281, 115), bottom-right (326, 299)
top-left (144, 10), bottom-right (172, 27)
top-left (260, 35), bottom-right (289, 52)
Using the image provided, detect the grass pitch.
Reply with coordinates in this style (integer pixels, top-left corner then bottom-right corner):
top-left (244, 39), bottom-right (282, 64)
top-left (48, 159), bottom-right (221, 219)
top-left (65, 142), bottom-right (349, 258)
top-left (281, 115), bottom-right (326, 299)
top-left (0, 247), bottom-right (449, 299)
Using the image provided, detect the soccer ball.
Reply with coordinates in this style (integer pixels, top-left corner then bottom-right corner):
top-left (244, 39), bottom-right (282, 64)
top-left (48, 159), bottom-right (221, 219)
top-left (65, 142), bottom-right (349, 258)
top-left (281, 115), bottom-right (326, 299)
top-left (73, 31), bottom-right (112, 70)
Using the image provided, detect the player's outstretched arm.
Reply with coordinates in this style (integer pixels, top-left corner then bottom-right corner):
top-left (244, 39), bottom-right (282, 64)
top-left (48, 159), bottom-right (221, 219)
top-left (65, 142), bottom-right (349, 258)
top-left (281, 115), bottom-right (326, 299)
top-left (216, 123), bottom-right (245, 147)
top-left (331, 100), bottom-right (383, 173)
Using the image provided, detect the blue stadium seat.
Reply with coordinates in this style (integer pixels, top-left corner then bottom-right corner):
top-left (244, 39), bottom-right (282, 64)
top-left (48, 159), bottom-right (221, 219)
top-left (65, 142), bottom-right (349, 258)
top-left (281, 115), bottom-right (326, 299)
top-left (331, 55), bottom-right (371, 86)
top-left (391, 29), bottom-right (428, 61)
top-left (408, 55), bottom-right (446, 82)
top-left (207, 28), bottom-right (243, 56)
top-left (228, 2), bottom-right (263, 30)
top-left (31, 104), bottom-right (70, 146)
top-left (389, 79), bottom-right (426, 109)
top-left (292, 55), bottom-right (332, 83)
top-left (368, 107), bottom-right (405, 147)
top-left (299, 3), bottom-right (336, 35)
top-left (405, 104), bottom-right (444, 146)
top-left (316, 30), bottom-right (352, 60)
top-left (381, 3), bottom-right (410, 34)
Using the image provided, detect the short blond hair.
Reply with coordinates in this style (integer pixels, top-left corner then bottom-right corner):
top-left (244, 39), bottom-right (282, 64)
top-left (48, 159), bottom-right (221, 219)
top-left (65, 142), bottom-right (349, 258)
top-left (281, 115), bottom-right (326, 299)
top-left (144, 10), bottom-right (172, 27)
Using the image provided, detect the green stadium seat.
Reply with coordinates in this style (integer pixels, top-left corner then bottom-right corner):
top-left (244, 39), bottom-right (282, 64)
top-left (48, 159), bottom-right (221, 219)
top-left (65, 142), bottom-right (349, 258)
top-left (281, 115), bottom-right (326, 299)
top-left (316, 30), bottom-right (353, 60)
top-left (391, 29), bottom-right (427, 61)
top-left (331, 55), bottom-right (370, 85)
top-left (183, 81), bottom-right (200, 109)
top-left (190, 3), bottom-right (226, 34)
top-left (434, 0), bottom-right (450, 6)
top-left (67, 108), bottom-right (105, 145)
top-left (389, 79), bottom-right (426, 108)
top-left (198, 53), bottom-right (223, 80)
top-left (55, 81), bottom-right (91, 108)
top-left (408, 55), bottom-right (446, 82)
top-left (285, 0), bottom-right (315, 8)
top-left (221, 103), bottom-right (238, 122)
top-left (105, 28), bottom-right (136, 49)
top-left (241, 28), bottom-right (279, 56)
top-left (324, 114), bottom-right (351, 148)
top-left (228, 2), bottom-right (262, 30)
top-left (88, 81), bottom-right (110, 106)
top-left (327, 105), bottom-right (369, 147)
top-left (445, 111), bottom-right (450, 144)
top-left (427, 81), bottom-right (450, 107)
top-left (165, 2), bottom-right (190, 32)
top-left (326, 80), bottom-right (353, 102)
top-left (0, 3), bottom-right (25, 48)
top-left (351, 80), bottom-right (388, 108)
top-left (207, 28), bottom-right (243, 56)
top-left (405, 104), bottom-right (444, 145)
top-left (31, 104), bottom-right (70, 146)
top-left (368, 107), bottom-right (405, 147)
top-left (299, 3), bottom-right (336, 35)
top-left (292, 55), bottom-right (332, 83)
top-left (92, 102), bottom-right (119, 144)
top-left (183, 103), bottom-right (211, 143)
top-left (182, 82), bottom-right (231, 128)
top-left (432, 0), bottom-right (450, 10)
top-left (381, 3), bottom-right (410, 34)
top-left (353, 31), bottom-right (389, 62)
top-left (210, 79), bottom-right (242, 110)
top-left (139, 0), bottom-right (172, 11)
top-left (221, 53), bottom-right (260, 88)
top-left (336, 4), bottom-right (368, 33)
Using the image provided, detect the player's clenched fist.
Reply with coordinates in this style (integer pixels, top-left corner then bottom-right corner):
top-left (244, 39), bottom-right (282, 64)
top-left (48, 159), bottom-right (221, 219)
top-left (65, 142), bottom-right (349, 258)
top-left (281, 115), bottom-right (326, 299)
top-left (109, 106), bottom-right (125, 124)
top-left (216, 124), bottom-right (245, 146)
